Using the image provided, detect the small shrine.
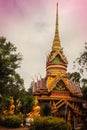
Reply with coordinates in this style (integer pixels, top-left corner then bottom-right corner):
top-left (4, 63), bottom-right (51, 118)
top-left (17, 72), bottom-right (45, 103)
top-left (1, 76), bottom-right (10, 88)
top-left (32, 3), bottom-right (84, 127)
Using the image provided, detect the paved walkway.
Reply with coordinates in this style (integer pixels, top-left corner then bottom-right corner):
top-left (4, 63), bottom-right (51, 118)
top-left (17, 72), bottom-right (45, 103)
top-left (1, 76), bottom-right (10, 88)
top-left (0, 126), bottom-right (29, 130)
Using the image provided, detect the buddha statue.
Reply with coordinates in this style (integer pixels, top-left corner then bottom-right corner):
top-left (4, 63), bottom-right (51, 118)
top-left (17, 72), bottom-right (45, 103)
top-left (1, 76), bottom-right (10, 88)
top-left (27, 96), bottom-right (40, 118)
top-left (3, 97), bottom-right (15, 115)
top-left (26, 96), bottom-right (40, 126)
top-left (8, 97), bottom-right (15, 115)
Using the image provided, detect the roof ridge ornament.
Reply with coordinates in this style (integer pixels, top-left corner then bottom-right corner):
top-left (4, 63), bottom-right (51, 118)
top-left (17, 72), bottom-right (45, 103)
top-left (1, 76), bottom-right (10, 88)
top-left (52, 2), bottom-right (61, 51)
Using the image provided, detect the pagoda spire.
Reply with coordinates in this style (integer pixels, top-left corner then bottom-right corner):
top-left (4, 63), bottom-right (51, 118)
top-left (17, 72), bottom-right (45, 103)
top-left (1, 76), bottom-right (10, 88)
top-left (52, 3), bottom-right (61, 51)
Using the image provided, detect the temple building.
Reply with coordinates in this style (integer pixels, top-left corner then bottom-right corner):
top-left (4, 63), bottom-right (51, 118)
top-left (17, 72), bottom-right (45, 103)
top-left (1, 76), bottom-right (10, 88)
top-left (32, 3), bottom-right (84, 125)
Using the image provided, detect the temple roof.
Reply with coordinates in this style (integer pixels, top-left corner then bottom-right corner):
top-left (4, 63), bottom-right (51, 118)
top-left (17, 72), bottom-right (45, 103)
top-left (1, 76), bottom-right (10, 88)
top-left (32, 75), bottom-right (83, 97)
top-left (47, 75), bottom-right (83, 97)
top-left (48, 50), bottom-right (68, 64)
top-left (32, 78), bottom-right (48, 95)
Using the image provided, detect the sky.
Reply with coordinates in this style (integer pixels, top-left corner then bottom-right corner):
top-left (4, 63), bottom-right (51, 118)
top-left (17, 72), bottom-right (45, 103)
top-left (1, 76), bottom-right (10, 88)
top-left (0, 0), bottom-right (87, 90)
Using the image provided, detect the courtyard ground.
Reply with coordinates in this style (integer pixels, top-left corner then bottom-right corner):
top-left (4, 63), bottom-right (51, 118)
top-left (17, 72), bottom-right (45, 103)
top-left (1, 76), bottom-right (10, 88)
top-left (0, 126), bottom-right (29, 130)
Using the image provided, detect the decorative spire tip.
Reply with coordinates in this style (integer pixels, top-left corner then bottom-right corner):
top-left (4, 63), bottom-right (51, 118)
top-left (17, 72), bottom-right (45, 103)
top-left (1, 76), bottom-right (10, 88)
top-left (52, 2), bottom-right (61, 50)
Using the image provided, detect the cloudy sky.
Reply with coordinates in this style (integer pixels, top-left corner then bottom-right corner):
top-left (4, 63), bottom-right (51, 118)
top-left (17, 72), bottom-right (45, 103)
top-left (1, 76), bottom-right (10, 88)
top-left (0, 0), bottom-right (87, 90)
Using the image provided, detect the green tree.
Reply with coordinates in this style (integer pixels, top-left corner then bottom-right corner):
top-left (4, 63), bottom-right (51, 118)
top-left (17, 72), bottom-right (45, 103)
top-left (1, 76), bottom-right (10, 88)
top-left (19, 92), bottom-right (34, 114)
top-left (73, 43), bottom-right (87, 75)
top-left (28, 82), bottom-right (33, 95)
top-left (70, 72), bottom-right (81, 83)
top-left (0, 36), bottom-right (24, 97)
top-left (81, 78), bottom-right (87, 100)
top-left (41, 103), bottom-right (51, 116)
top-left (73, 43), bottom-right (87, 100)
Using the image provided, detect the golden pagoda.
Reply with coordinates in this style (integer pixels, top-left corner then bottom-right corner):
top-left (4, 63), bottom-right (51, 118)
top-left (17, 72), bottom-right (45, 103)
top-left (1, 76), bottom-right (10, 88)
top-left (32, 3), bottom-right (84, 125)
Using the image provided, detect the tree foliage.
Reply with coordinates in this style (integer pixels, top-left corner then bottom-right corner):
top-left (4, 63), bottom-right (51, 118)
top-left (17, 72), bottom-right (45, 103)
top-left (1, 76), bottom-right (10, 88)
top-left (0, 36), bottom-right (24, 97)
top-left (0, 37), bottom-right (36, 114)
top-left (69, 72), bottom-right (81, 83)
top-left (72, 43), bottom-right (87, 100)
top-left (81, 79), bottom-right (87, 100)
top-left (73, 43), bottom-right (87, 74)
top-left (41, 103), bottom-right (51, 116)
top-left (18, 92), bottom-right (34, 114)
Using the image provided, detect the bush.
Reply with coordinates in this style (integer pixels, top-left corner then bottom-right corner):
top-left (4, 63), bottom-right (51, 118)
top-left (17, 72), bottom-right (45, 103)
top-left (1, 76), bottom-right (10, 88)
top-left (0, 115), bottom-right (22, 128)
top-left (29, 116), bottom-right (71, 130)
top-left (0, 115), bottom-right (6, 126)
top-left (41, 103), bottom-right (51, 116)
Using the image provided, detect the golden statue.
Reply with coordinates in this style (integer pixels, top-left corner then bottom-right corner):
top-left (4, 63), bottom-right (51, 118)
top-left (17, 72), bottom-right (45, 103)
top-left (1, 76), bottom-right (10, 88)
top-left (27, 96), bottom-right (40, 118)
top-left (9, 97), bottom-right (15, 115)
top-left (3, 97), bottom-right (15, 115)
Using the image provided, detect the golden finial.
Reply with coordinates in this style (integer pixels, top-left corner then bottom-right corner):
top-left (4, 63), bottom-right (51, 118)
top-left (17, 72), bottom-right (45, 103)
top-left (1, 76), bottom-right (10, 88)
top-left (52, 2), bottom-right (61, 51)
top-left (56, 3), bottom-right (58, 34)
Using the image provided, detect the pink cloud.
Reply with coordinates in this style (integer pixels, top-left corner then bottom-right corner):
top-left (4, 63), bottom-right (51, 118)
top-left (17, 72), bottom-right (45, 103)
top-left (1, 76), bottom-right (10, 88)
top-left (60, 0), bottom-right (87, 36)
top-left (0, 0), bottom-right (46, 21)
top-left (72, 0), bottom-right (87, 34)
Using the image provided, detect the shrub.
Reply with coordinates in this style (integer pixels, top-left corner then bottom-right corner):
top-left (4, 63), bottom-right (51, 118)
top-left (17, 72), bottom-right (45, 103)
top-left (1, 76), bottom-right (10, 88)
top-left (29, 116), bottom-right (71, 130)
top-left (0, 115), bottom-right (22, 128)
top-left (0, 115), bottom-right (6, 126)
top-left (41, 103), bottom-right (51, 116)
